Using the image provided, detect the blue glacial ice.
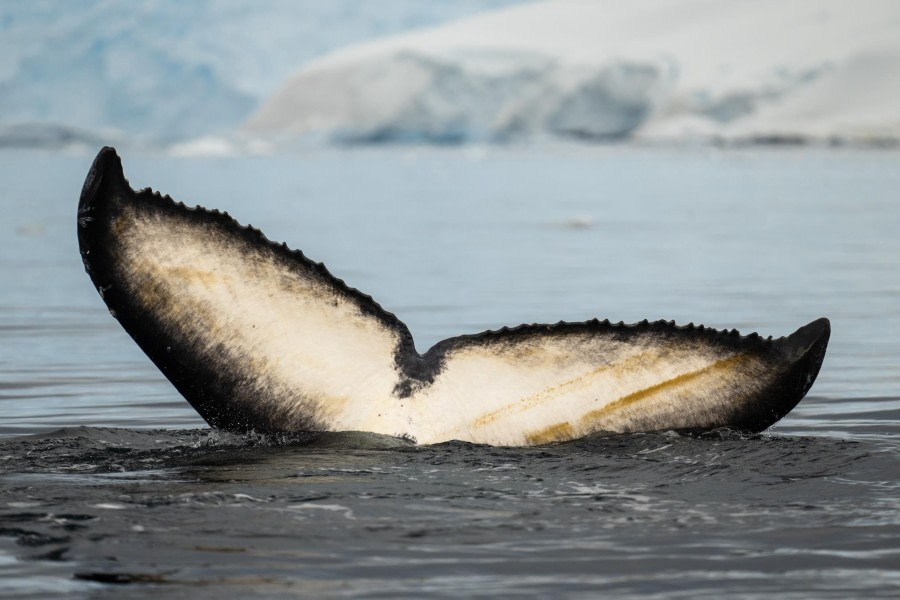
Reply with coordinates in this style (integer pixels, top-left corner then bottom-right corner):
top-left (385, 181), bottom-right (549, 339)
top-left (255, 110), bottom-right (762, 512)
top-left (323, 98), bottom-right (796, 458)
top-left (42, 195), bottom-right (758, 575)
top-left (0, 0), bottom-right (525, 148)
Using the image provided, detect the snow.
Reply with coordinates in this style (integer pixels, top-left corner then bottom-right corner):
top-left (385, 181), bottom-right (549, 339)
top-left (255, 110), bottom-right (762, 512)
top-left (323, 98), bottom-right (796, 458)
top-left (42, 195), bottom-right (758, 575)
top-left (247, 0), bottom-right (900, 146)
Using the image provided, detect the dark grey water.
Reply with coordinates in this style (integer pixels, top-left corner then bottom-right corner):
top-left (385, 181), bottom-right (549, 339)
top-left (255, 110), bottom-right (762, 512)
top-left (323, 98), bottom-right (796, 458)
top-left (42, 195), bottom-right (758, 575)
top-left (1, 427), bottom-right (899, 598)
top-left (1, 146), bottom-right (899, 597)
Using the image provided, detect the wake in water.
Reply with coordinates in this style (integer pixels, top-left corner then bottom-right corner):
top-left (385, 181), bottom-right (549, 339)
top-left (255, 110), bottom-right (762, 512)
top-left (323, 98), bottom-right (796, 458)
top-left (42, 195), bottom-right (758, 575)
top-left (2, 426), bottom-right (898, 597)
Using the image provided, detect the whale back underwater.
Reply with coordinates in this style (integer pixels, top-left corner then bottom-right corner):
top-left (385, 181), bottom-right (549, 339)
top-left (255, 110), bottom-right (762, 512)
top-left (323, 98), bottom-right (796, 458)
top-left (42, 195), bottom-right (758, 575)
top-left (76, 147), bottom-right (829, 446)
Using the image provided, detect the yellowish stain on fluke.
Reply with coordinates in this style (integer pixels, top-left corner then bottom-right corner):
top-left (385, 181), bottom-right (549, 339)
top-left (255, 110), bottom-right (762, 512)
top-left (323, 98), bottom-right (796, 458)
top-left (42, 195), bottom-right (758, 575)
top-left (471, 349), bottom-right (662, 430)
top-left (524, 421), bottom-right (575, 445)
top-left (582, 354), bottom-right (747, 424)
top-left (522, 353), bottom-right (749, 445)
top-left (112, 215), bottom-right (128, 236)
top-left (165, 266), bottom-right (222, 288)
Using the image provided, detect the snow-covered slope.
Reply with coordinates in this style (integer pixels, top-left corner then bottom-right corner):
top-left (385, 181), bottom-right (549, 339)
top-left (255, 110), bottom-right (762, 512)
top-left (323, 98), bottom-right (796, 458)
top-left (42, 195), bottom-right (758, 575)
top-left (247, 0), bottom-right (900, 145)
top-left (0, 0), bottom-right (524, 147)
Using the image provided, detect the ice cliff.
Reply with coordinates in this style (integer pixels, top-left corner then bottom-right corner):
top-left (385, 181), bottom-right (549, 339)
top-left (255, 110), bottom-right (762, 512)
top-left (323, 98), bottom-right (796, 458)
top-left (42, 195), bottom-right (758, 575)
top-left (247, 0), bottom-right (900, 146)
top-left (3, 0), bottom-right (897, 149)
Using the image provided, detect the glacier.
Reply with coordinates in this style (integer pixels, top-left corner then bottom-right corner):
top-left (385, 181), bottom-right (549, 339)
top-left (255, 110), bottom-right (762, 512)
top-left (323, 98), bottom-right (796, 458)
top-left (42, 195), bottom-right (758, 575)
top-left (247, 0), bottom-right (900, 146)
top-left (3, 0), bottom-right (898, 151)
top-left (0, 0), bottom-right (524, 148)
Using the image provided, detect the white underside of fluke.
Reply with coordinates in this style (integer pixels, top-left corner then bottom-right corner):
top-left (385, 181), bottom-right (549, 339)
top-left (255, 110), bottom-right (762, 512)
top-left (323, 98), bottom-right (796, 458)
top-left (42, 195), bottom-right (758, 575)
top-left (114, 203), bottom-right (771, 446)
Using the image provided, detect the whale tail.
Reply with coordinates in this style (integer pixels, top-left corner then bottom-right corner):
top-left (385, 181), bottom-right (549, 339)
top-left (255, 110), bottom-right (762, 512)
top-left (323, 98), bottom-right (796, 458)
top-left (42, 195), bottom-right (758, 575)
top-left (78, 147), bottom-right (830, 445)
top-left (728, 317), bottom-right (830, 432)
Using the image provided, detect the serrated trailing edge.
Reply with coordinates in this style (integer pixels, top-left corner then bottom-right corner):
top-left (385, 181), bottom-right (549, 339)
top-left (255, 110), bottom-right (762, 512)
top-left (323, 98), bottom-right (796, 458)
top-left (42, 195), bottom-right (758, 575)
top-left (77, 147), bottom-right (831, 440)
top-left (82, 147), bottom-right (783, 363)
top-left (79, 147), bottom-right (418, 357)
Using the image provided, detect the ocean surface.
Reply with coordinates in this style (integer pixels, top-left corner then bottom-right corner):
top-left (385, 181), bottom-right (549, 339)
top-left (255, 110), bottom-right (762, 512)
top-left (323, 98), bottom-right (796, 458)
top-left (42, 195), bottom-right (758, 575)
top-left (1, 146), bottom-right (899, 597)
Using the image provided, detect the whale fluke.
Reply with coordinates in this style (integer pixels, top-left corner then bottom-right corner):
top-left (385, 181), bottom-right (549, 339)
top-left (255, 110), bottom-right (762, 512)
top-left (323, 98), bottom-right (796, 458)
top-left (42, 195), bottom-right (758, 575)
top-left (77, 147), bottom-right (829, 446)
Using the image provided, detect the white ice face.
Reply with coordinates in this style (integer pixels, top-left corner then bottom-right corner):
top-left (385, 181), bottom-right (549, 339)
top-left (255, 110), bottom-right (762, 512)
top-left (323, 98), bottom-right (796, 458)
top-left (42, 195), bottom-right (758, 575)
top-left (247, 0), bottom-right (900, 146)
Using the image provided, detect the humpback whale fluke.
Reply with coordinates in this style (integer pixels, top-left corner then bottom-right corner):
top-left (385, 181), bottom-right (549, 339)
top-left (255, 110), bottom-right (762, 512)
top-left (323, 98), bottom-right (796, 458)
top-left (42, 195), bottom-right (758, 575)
top-left (77, 147), bottom-right (830, 446)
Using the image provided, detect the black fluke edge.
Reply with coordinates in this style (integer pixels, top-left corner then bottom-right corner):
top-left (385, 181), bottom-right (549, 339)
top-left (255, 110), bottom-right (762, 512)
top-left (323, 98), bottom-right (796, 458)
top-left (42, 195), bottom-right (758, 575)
top-left (77, 147), bottom-right (831, 441)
